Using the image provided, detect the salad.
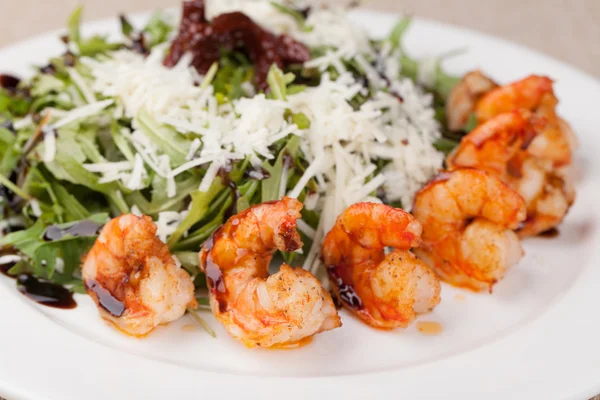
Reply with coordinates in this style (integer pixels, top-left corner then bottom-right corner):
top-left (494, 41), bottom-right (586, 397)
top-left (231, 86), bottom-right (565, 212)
top-left (0, 0), bottom-right (461, 300)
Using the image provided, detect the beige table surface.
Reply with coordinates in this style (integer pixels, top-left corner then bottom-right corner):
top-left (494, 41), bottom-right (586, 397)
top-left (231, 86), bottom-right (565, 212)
top-left (0, 1), bottom-right (599, 400)
top-left (1, 0), bottom-right (599, 77)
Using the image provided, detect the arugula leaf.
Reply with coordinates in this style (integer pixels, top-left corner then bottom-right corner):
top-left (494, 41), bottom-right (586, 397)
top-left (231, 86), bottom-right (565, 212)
top-left (464, 112), bottom-right (478, 133)
top-left (200, 62), bottom-right (219, 90)
top-left (400, 56), bottom-right (418, 81)
top-left (267, 64), bottom-right (295, 100)
top-left (119, 15), bottom-right (135, 38)
top-left (166, 179), bottom-right (225, 247)
top-left (1, 215), bottom-right (106, 281)
top-left (110, 123), bottom-right (136, 162)
top-left (270, 2), bottom-right (312, 32)
top-left (237, 180), bottom-right (260, 212)
top-left (136, 109), bottom-right (188, 166)
top-left (0, 126), bottom-right (14, 145)
top-left (30, 75), bottom-right (65, 97)
top-left (0, 219), bottom-right (45, 251)
top-left (144, 11), bottom-right (174, 48)
top-left (212, 52), bottom-right (253, 100)
top-left (67, 6), bottom-right (83, 45)
top-left (52, 181), bottom-right (91, 220)
top-left (49, 152), bottom-right (128, 213)
top-left (173, 251), bottom-right (199, 275)
top-left (171, 209), bottom-right (226, 252)
top-left (0, 89), bottom-right (31, 118)
top-left (261, 135), bottom-right (300, 201)
top-left (433, 137), bottom-right (459, 155)
top-left (66, 6), bottom-right (121, 56)
top-left (389, 17), bottom-right (411, 50)
top-left (284, 110), bottom-right (311, 129)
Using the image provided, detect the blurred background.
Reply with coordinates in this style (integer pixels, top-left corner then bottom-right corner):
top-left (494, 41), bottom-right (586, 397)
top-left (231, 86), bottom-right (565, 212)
top-left (1, 0), bottom-right (598, 77)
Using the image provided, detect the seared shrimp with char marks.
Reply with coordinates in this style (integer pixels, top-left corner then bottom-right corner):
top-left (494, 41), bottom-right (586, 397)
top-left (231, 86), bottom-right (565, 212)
top-left (476, 74), bottom-right (576, 167)
top-left (82, 214), bottom-right (197, 337)
top-left (199, 197), bottom-right (340, 348)
top-left (321, 203), bottom-right (441, 330)
top-left (412, 169), bottom-right (526, 292)
top-left (447, 110), bottom-right (575, 236)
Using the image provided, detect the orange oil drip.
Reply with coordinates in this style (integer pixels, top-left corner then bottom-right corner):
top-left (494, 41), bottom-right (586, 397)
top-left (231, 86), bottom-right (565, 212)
top-left (182, 324), bottom-right (199, 332)
top-left (270, 336), bottom-right (313, 350)
top-left (454, 294), bottom-right (466, 301)
top-left (416, 321), bottom-right (443, 336)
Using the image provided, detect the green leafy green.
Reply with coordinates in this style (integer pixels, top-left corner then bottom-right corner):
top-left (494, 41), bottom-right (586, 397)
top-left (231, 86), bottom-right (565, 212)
top-left (267, 64), bottom-right (295, 100)
top-left (433, 137), bottom-right (459, 156)
top-left (67, 7), bottom-right (121, 56)
top-left (136, 109), bottom-right (188, 166)
top-left (144, 11), bottom-right (174, 48)
top-left (270, 2), bottom-right (312, 32)
top-left (0, 89), bottom-right (31, 118)
top-left (389, 17), bottom-right (411, 50)
top-left (0, 214), bottom-right (107, 281)
top-left (464, 112), bottom-right (478, 133)
top-left (119, 15), bottom-right (135, 38)
top-left (166, 180), bottom-right (225, 247)
top-left (261, 135), bottom-right (301, 201)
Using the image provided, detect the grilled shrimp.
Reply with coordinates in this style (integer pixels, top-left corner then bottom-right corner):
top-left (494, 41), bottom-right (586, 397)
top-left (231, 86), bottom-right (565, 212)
top-left (446, 70), bottom-right (498, 131)
top-left (446, 111), bottom-right (541, 180)
top-left (475, 75), bottom-right (553, 122)
top-left (199, 197), bottom-right (340, 348)
top-left (82, 214), bottom-right (196, 337)
top-left (447, 111), bottom-right (575, 236)
top-left (321, 203), bottom-right (441, 330)
top-left (476, 74), bottom-right (576, 167)
top-left (412, 169), bottom-right (526, 292)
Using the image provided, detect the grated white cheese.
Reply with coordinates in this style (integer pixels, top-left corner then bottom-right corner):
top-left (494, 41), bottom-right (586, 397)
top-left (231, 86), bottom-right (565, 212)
top-left (130, 204), bottom-right (143, 217)
top-left (68, 67), bottom-right (97, 104)
top-left (13, 116), bottom-right (33, 130)
top-left (296, 219), bottom-right (316, 239)
top-left (0, 254), bottom-right (22, 265)
top-left (76, 1), bottom-right (444, 265)
top-left (55, 257), bottom-right (65, 274)
top-left (42, 127), bottom-right (56, 163)
top-left (127, 153), bottom-right (146, 190)
top-left (0, 216), bottom-right (25, 238)
top-left (50, 99), bottom-right (114, 130)
top-left (29, 199), bottom-right (42, 217)
top-left (84, 48), bottom-right (301, 195)
top-left (156, 210), bottom-right (189, 242)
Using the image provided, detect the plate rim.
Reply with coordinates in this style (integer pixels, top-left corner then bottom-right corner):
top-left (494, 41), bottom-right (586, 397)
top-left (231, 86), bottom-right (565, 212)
top-left (1, 7), bottom-right (600, 400)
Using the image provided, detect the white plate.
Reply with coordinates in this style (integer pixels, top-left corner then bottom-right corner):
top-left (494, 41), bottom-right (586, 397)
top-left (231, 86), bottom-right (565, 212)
top-left (1, 8), bottom-right (599, 400)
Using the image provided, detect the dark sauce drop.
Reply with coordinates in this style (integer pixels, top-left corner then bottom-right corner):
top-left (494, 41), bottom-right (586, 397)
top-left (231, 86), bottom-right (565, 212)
top-left (62, 51), bottom-right (77, 67)
top-left (298, 6), bottom-right (311, 18)
top-left (0, 264), bottom-right (16, 278)
top-left (0, 248), bottom-right (19, 278)
top-left (218, 168), bottom-right (240, 219)
top-left (131, 35), bottom-right (149, 56)
top-left (43, 219), bottom-right (103, 241)
top-left (328, 267), bottom-right (363, 310)
top-left (225, 180), bottom-right (240, 219)
top-left (0, 119), bottom-right (15, 133)
top-left (201, 234), bottom-right (228, 313)
top-left (538, 227), bottom-right (560, 238)
top-left (85, 280), bottom-right (125, 317)
top-left (17, 274), bottom-right (76, 309)
top-left (244, 165), bottom-right (271, 180)
top-left (0, 74), bottom-right (21, 92)
top-left (40, 63), bottom-right (57, 75)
